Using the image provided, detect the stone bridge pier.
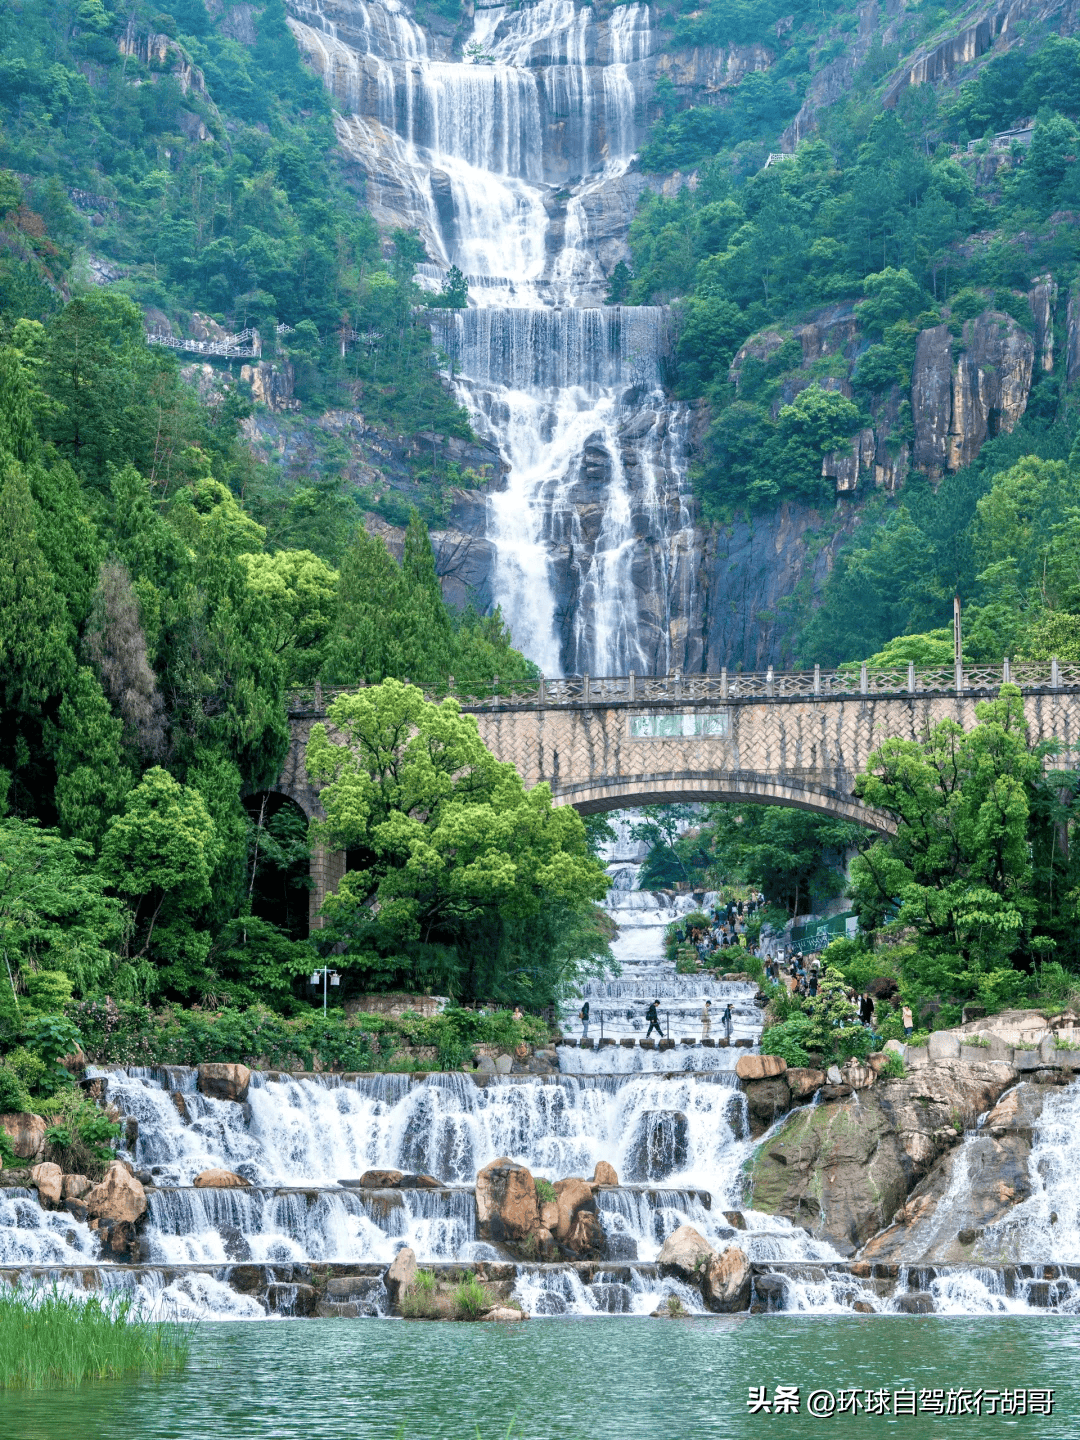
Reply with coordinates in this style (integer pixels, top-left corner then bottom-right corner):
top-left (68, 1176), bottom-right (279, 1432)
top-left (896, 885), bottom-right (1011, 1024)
top-left (278, 667), bottom-right (1080, 932)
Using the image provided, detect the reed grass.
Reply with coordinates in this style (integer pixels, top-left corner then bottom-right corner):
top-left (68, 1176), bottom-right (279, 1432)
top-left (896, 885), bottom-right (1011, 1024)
top-left (0, 1288), bottom-right (192, 1389)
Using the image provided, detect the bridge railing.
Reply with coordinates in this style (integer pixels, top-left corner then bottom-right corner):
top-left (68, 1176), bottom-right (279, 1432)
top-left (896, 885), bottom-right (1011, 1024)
top-left (286, 659), bottom-right (1080, 715)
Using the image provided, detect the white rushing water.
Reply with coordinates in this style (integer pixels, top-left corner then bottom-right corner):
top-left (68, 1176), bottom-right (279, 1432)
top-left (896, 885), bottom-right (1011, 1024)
top-left (289, 0), bottom-right (697, 676)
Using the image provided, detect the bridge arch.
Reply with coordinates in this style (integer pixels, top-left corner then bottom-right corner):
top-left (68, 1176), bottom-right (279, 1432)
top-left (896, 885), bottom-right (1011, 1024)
top-left (552, 774), bottom-right (897, 833)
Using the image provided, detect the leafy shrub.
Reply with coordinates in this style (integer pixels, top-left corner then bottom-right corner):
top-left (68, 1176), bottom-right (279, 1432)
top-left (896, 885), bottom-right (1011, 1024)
top-left (879, 1052), bottom-right (906, 1079)
top-left (0, 1131), bottom-right (16, 1169)
top-left (452, 1273), bottom-right (491, 1321)
top-left (534, 1177), bottom-right (556, 1206)
top-left (675, 949), bottom-right (701, 974)
top-left (834, 1025), bottom-right (874, 1063)
top-left (3, 1048), bottom-right (51, 1099)
top-left (0, 1065), bottom-right (31, 1115)
top-left (760, 1015), bottom-right (813, 1067)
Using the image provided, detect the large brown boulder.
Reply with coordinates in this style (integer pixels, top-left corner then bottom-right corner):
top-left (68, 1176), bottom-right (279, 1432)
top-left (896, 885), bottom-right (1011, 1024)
top-left (701, 1247), bottom-right (751, 1313)
top-left (736, 1054), bottom-right (787, 1081)
top-left (475, 1157), bottom-right (539, 1242)
top-left (360, 1169), bottom-right (404, 1189)
top-left (552, 1177), bottom-right (595, 1243)
top-left (749, 1060), bottom-right (1017, 1254)
top-left (565, 1207), bottom-right (606, 1258)
top-left (657, 1224), bottom-right (715, 1280)
top-left (30, 1162), bottom-right (62, 1208)
top-left (84, 1161), bottom-right (147, 1225)
top-left (384, 1246), bottom-right (417, 1307)
top-left (62, 1174), bottom-right (92, 1201)
top-left (193, 1169), bottom-right (251, 1189)
top-left (785, 1068), bottom-right (826, 1101)
top-left (591, 1161), bottom-right (619, 1187)
top-left (196, 1063), bottom-right (251, 1103)
top-left (0, 1113), bottom-right (46, 1162)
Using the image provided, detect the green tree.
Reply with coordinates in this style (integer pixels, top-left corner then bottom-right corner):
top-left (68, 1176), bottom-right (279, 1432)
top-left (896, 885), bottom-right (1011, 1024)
top-left (306, 680), bottom-right (610, 1004)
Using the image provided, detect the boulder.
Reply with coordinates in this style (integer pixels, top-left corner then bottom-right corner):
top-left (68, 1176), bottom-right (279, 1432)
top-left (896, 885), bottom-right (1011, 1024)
top-left (483, 1306), bottom-right (527, 1321)
top-left (565, 1207), bottom-right (606, 1258)
top-left (743, 1078), bottom-right (791, 1137)
top-left (475, 1157), bottom-right (539, 1242)
top-left (624, 1111), bottom-right (689, 1181)
top-left (826, 1065), bottom-right (843, 1085)
top-left (61, 1174), bottom-right (91, 1201)
top-left (591, 1161), bottom-right (619, 1187)
top-left (540, 1200), bottom-right (559, 1231)
top-left (735, 1054), bottom-right (787, 1081)
top-left (0, 1113), bottom-right (46, 1162)
top-left (553, 1177), bottom-right (595, 1243)
top-left (193, 1168), bottom-right (251, 1189)
top-left (785, 1068), bottom-right (826, 1101)
top-left (97, 1216), bottom-right (143, 1262)
top-left (750, 1060), bottom-right (1017, 1255)
top-left (657, 1224), bottom-right (716, 1280)
top-left (896, 1292), bottom-right (935, 1314)
top-left (196, 1062), bottom-right (251, 1103)
top-left (266, 1282), bottom-right (317, 1316)
top-left (883, 1039), bottom-right (905, 1058)
top-left (29, 1162), bottom-right (62, 1208)
top-left (359, 1169), bottom-right (404, 1188)
top-left (384, 1246), bottom-right (417, 1306)
top-left (84, 1161), bottom-right (147, 1225)
top-left (842, 1060), bottom-right (875, 1090)
top-left (926, 1032), bottom-right (961, 1061)
top-left (701, 1246), bottom-right (752, 1313)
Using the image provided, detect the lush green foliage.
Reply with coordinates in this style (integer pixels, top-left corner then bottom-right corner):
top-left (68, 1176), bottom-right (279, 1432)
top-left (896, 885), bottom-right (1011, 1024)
top-left (0, 1289), bottom-right (189, 1389)
top-left (69, 996), bottom-right (545, 1072)
top-left (308, 681), bottom-right (613, 1007)
top-left (638, 803), bottom-right (863, 918)
top-left (760, 966), bottom-right (872, 1066)
top-left (849, 687), bottom-right (1080, 1009)
top-left (0, 0), bottom-right (469, 453)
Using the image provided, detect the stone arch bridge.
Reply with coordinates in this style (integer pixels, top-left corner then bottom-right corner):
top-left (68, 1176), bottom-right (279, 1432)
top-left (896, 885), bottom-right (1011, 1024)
top-left (273, 662), bottom-right (1080, 931)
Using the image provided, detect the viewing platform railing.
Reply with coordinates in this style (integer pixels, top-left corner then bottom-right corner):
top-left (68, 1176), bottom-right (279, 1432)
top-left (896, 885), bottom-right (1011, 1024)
top-left (286, 659), bottom-right (1079, 716)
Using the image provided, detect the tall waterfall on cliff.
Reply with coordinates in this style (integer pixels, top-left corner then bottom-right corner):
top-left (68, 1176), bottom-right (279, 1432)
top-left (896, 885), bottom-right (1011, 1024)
top-left (289, 0), bottom-right (696, 676)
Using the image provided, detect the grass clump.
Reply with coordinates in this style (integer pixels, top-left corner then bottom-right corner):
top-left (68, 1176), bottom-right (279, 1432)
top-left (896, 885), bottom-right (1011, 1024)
top-left (878, 1052), bottom-right (906, 1079)
top-left (400, 1270), bottom-right (438, 1320)
top-left (452, 1273), bottom-right (492, 1321)
top-left (534, 1177), bottom-right (556, 1206)
top-left (0, 1289), bottom-right (190, 1389)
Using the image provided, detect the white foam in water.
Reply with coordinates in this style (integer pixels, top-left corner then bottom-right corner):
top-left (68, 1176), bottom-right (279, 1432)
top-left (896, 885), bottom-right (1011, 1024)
top-left (512, 1265), bottom-right (706, 1318)
top-left (976, 1080), bottom-right (1080, 1261)
top-left (0, 1188), bottom-right (99, 1265)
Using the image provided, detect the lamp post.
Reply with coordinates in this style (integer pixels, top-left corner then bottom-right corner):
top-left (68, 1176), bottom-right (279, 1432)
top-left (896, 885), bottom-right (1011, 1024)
top-left (309, 964), bottom-right (341, 1015)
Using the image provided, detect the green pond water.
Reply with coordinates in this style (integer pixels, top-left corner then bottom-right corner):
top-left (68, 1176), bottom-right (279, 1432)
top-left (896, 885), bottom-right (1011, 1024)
top-left (4, 1316), bottom-right (1079, 1440)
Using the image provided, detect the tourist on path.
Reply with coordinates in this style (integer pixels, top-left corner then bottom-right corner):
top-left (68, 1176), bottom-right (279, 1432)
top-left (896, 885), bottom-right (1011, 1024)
top-left (902, 1004), bottom-right (914, 1039)
top-left (645, 1000), bottom-right (663, 1040)
top-left (722, 1003), bottom-right (733, 1041)
top-left (701, 1000), bottom-right (712, 1039)
top-left (580, 1000), bottom-right (590, 1038)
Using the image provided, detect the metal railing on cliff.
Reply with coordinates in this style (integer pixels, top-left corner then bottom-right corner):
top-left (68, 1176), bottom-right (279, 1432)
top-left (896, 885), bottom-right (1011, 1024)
top-left (286, 659), bottom-right (1080, 715)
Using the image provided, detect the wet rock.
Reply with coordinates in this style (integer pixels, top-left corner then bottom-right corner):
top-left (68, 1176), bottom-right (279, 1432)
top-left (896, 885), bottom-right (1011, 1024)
top-left (29, 1162), bottom-right (62, 1208)
top-left (359, 1169), bottom-right (404, 1188)
top-left (565, 1207), bottom-right (606, 1258)
top-left (624, 1111), bottom-right (689, 1182)
top-left (743, 1078), bottom-right (791, 1137)
top-left (475, 1157), bottom-right (539, 1242)
top-left (267, 1282), bottom-right (317, 1316)
top-left (736, 1054), bottom-right (787, 1081)
top-left (895, 1292), bottom-right (935, 1314)
top-left (0, 1113), bottom-right (46, 1162)
top-left (384, 1246), bottom-right (417, 1307)
top-left (196, 1063), bottom-right (251, 1104)
top-left (97, 1216), bottom-right (144, 1261)
top-left (400, 1173), bottom-right (443, 1189)
top-left (820, 1083), bottom-right (853, 1101)
top-left (220, 1224), bottom-right (253, 1262)
top-left (483, 1306), bottom-right (527, 1321)
top-left (701, 1247), bottom-right (751, 1313)
top-left (722, 1211), bottom-right (747, 1230)
top-left (786, 1068), bottom-right (826, 1101)
top-left (657, 1224), bottom-right (715, 1280)
top-left (752, 1273), bottom-right (788, 1308)
top-left (193, 1169), bottom-right (251, 1189)
top-left (553, 1177), bottom-right (595, 1243)
top-left (84, 1161), bottom-right (147, 1225)
top-left (591, 1161), bottom-right (619, 1187)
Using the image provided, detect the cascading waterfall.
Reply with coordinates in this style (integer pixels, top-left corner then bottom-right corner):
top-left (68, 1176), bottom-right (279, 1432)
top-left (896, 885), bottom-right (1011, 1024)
top-left (289, 0), bottom-right (697, 677)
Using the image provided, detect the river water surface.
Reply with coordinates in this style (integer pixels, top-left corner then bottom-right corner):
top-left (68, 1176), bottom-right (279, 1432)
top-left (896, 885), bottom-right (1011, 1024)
top-left (6, 1315), bottom-right (1080, 1439)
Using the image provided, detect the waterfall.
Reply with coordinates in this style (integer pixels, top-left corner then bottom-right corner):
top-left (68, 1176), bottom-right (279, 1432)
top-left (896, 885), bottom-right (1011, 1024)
top-left (289, 0), bottom-right (697, 677)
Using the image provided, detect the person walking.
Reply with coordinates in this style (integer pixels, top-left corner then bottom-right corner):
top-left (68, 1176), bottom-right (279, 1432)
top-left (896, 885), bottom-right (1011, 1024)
top-left (701, 1000), bottom-right (712, 1040)
top-left (902, 1004), bottom-right (914, 1040)
top-left (722, 1002), bottom-right (733, 1042)
top-left (859, 993), bottom-right (874, 1027)
top-left (645, 999), bottom-right (663, 1040)
top-left (579, 1000), bottom-right (590, 1038)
